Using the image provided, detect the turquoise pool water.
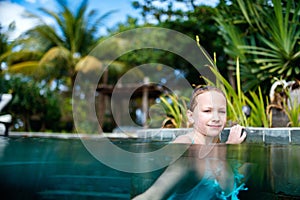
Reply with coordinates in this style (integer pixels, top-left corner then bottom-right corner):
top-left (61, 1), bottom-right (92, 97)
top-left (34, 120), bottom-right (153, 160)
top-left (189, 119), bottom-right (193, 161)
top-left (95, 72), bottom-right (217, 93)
top-left (0, 135), bottom-right (299, 199)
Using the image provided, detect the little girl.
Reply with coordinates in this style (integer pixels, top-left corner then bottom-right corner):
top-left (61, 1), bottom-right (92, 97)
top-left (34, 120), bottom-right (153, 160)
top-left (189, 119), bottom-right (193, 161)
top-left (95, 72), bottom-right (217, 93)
top-left (133, 85), bottom-right (247, 200)
top-left (174, 85), bottom-right (247, 144)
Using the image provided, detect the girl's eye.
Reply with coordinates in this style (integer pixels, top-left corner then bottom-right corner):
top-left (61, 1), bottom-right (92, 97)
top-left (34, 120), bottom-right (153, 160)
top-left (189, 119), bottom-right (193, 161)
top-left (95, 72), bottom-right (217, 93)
top-left (219, 110), bottom-right (226, 114)
top-left (203, 110), bottom-right (211, 112)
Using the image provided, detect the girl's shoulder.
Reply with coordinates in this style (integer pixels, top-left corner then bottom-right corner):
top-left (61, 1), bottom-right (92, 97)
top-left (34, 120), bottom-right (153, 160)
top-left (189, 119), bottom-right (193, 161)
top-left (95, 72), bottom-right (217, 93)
top-left (173, 134), bottom-right (194, 144)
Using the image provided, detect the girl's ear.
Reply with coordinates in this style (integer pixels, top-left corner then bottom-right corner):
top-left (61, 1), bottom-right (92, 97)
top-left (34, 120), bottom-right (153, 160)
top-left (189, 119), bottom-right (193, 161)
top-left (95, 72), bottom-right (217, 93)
top-left (187, 110), bottom-right (194, 124)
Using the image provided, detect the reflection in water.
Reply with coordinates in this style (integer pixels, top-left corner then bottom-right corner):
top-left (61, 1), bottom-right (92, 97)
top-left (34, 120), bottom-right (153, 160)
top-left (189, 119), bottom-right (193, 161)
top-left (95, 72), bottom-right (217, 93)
top-left (0, 137), bottom-right (299, 199)
top-left (132, 144), bottom-right (248, 200)
top-left (132, 143), bottom-right (300, 200)
top-left (168, 145), bottom-right (248, 200)
top-left (225, 144), bottom-right (300, 199)
top-left (270, 145), bottom-right (300, 196)
top-left (0, 137), bottom-right (131, 200)
top-left (0, 137), bottom-right (8, 158)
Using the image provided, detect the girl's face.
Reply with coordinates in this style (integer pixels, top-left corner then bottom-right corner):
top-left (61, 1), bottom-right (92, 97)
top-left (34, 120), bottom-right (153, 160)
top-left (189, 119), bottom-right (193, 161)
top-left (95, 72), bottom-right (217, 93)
top-left (187, 91), bottom-right (227, 138)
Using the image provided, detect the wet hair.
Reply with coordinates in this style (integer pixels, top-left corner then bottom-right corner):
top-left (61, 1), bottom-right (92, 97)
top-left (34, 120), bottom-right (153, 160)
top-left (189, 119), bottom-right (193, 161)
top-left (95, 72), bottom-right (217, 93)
top-left (189, 85), bottom-right (226, 111)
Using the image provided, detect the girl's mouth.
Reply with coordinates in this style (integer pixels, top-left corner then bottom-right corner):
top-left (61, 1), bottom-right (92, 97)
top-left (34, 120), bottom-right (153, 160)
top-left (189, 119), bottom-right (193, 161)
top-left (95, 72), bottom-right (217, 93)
top-left (208, 124), bottom-right (222, 128)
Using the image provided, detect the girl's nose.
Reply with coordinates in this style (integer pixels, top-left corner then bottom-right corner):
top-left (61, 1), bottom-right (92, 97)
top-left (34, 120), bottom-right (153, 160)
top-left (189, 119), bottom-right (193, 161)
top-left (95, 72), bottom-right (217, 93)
top-left (212, 111), bottom-right (220, 121)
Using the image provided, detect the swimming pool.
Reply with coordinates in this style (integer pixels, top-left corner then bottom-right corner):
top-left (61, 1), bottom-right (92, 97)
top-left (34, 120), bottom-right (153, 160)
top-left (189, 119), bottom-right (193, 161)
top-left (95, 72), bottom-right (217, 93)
top-left (0, 129), bottom-right (299, 199)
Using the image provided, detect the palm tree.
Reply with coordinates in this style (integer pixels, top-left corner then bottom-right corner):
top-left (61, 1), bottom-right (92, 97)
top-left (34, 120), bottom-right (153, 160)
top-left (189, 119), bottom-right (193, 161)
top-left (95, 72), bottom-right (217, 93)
top-left (5, 0), bottom-right (115, 89)
top-left (2, 0), bottom-right (117, 132)
top-left (0, 22), bottom-right (16, 72)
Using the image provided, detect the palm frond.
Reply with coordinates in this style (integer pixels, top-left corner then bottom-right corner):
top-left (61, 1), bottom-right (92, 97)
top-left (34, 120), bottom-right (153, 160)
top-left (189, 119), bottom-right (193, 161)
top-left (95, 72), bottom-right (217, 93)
top-left (7, 61), bottom-right (40, 75)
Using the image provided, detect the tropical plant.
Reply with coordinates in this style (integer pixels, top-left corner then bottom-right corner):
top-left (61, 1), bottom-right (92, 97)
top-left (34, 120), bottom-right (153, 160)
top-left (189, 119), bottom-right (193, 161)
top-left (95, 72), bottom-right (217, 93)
top-left (285, 101), bottom-right (300, 127)
top-left (4, 0), bottom-right (115, 88)
top-left (157, 55), bottom-right (272, 128)
top-left (5, 75), bottom-right (62, 131)
top-left (0, 0), bottom-right (118, 132)
top-left (239, 0), bottom-right (300, 84)
top-left (265, 79), bottom-right (300, 127)
top-left (0, 22), bottom-right (17, 71)
top-left (274, 85), bottom-right (300, 127)
top-left (158, 93), bottom-right (189, 128)
top-left (246, 87), bottom-right (270, 127)
top-left (215, 0), bottom-right (300, 92)
top-left (196, 34), bottom-right (271, 127)
top-left (205, 62), bottom-right (271, 127)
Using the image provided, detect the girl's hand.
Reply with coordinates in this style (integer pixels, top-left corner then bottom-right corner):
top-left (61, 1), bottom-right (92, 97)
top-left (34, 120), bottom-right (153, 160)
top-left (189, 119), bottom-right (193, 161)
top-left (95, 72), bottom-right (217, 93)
top-left (226, 124), bottom-right (247, 144)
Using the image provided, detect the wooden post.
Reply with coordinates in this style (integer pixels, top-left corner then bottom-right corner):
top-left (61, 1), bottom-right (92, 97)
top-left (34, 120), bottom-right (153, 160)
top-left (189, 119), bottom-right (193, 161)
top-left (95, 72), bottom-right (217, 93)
top-left (142, 77), bottom-right (149, 128)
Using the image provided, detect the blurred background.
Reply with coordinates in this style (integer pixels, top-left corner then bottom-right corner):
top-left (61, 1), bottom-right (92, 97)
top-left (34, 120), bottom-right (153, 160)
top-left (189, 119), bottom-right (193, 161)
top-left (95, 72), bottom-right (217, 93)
top-left (0, 0), bottom-right (299, 133)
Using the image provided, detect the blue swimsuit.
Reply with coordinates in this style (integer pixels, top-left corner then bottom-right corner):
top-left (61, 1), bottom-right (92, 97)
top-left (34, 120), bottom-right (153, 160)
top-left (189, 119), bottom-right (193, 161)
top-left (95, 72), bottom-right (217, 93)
top-left (168, 160), bottom-right (247, 200)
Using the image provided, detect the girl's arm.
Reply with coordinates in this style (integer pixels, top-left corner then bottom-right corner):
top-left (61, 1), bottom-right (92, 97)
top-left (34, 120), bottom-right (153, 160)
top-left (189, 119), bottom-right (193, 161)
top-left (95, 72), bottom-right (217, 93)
top-left (132, 157), bottom-right (191, 200)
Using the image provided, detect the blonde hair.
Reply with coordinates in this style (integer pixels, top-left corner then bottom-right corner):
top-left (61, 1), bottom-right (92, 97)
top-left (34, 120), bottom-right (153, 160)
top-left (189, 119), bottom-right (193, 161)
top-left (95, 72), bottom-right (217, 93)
top-left (189, 85), bottom-right (226, 112)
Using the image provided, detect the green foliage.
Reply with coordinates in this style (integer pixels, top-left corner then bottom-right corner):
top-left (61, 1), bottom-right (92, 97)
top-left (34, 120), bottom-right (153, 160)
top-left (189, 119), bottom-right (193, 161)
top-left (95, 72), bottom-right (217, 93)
top-left (240, 0), bottom-right (300, 79)
top-left (206, 65), bottom-right (270, 127)
top-left (284, 93), bottom-right (300, 127)
top-left (203, 63), bottom-right (245, 126)
top-left (215, 0), bottom-right (300, 92)
top-left (5, 75), bottom-right (62, 131)
top-left (0, 29), bottom-right (10, 62)
top-left (5, 0), bottom-right (114, 87)
top-left (0, 0), bottom-right (116, 132)
top-left (0, 22), bottom-right (18, 68)
top-left (131, 0), bottom-right (228, 82)
top-left (285, 103), bottom-right (300, 127)
top-left (201, 56), bottom-right (270, 127)
top-left (3, 0), bottom-right (299, 131)
top-left (158, 94), bottom-right (189, 128)
top-left (157, 54), bottom-right (272, 127)
top-left (246, 88), bottom-right (270, 127)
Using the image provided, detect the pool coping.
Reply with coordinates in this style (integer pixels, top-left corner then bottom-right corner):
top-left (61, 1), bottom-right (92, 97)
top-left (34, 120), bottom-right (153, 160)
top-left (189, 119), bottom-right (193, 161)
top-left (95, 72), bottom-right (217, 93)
top-left (6, 127), bottom-right (300, 144)
top-left (6, 132), bottom-right (136, 139)
top-left (136, 127), bottom-right (300, 144)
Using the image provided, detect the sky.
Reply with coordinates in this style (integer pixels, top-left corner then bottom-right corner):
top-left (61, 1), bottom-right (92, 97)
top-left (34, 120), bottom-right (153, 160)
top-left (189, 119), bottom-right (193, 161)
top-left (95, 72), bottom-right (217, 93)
top-left (0, 0), bottom-right (218, 41)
